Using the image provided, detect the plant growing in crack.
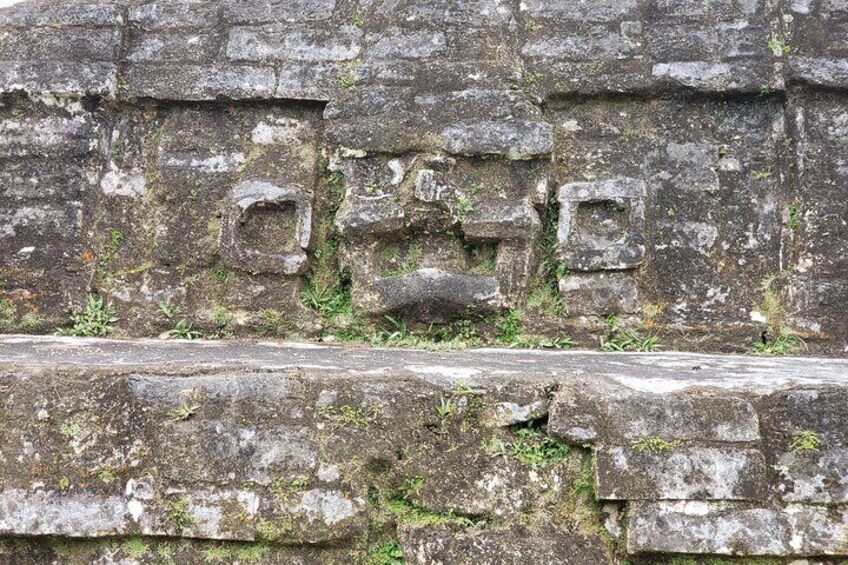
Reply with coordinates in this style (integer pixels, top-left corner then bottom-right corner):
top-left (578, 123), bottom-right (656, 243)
top-left (631, 437), bottom-right (681, 453)
top-left (57, 294), bottom-right (118, 337)
top-left (790, 430), bottom-right (821, 454)
top-left (159, 302), bottom-right (202, 340)
top-left (168, 389), bottom-right (202, 422)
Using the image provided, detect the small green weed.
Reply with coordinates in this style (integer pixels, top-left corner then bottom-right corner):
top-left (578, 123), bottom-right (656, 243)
top-left (524, 70), bottom-right (544, 88)
top-left (790, 430), bottom-right (821, 454)
top-left (484, 423), bottom-right (570, 468)
top-left (317, 404), bottom-right (381, 429)
top-left (455, 196), bottom-right (474, 224)
top-left (57, 294), bottom-right (118, 337)
top-left (159, 302), bottom-right (202, 340)
top-left (164, 495), bottom-right (193, 535)
top-left (510, 425), bottom-right (570, 468)
top-left (120, 538), bottom-right (148, 559)
top-left (201, 545), bottom-right (232, 563)
top-left (752, 333), bottom-right (803, 356)
top-left (168, 390), bottom-right (202, 422)
top-left (768, 35), bottom-right (791, 55)
top-left (600, 315), bottom-right (660, 352)
top-left (631, 437), bottom-right (681, 454)
top-left (436, 396), bottom-right (456, 424)
top-left (787, 202), bottom-right (800, 230)
top-left (368, 540), bottom-right (405, 565)
top-left (495, 309), bottom-right (523, 345)
top-left (387, 498), bottom-right (476, 527)
top-left (341, 71), bottom-right (357, 89)
top-left (371, 315), bottom-right (421, 346)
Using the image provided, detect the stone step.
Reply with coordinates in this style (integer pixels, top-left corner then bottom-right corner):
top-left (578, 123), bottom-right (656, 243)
top-left (0, 335), bottom-right (846, 563)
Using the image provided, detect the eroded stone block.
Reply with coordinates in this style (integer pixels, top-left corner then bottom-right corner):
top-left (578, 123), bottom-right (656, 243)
top-left (334, 155), bottom-right (545, 318)
top-left (549, 379), bottom-right (760, 445)
top-left (627, 501), bottom-right (848, 556)
top-left (558, 271), bottom-right (639, 315)
top-left (220, 180), bottom-right (313, 275)
top-left (788, 0), bottom-right (848, 88)
top-left (124, 64), bottom-right (276, 100)
top-left (596, 446), bottom-right (768, 501)
top-left (551, 98), bottom-right (784, 329)
top-left (400, 524), bottom-right (613, 565)
top-left (557, 178), bottom-right (647, 272)
top-left (0, 97), bottom-right (106, 330)
top-left (325, 88), bottom-right (544, 156)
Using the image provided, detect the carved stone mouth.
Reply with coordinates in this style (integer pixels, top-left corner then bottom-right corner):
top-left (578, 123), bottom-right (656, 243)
top-left (365, 268), bottom-right (502, 321)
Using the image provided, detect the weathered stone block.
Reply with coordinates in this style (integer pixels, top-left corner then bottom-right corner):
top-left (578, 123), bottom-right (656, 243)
top-left (222, 0), bottom-right (337, 25)
top-left (442, 119), bottom-right (553, 160)
top-left (519, 0), bottom-right (649, 96)
top-left (776, 448), bottom-right (848, 504)
top-left (129, 0), bottom-right (220, 30)
top-left (627, 501), bottom-right (848, 556)
top-left (557, 178), bottom-right (647, 272)
top-left (276, 60), bottom-right (347, 100)
top-left (226, 24), bottom-right (361, 62)
top-left (787, 0), bottom-right (848, 87)
top-left (334, 155), bottom-right (544, 318)
top-left (549, 379), bottom-right (760, 445)
top-left (0, 26), bottom-right (121, 62)
top-left (0, 3), bottom-right (123, 27)
top-left (559, 271), bottom-right (639, 315)
top-left (325, 88), bottom-right (543, 155)
top-left (219, 180), bottom-right (313, 275)
top-left (784, 94), bottom-right (848, 343)
top-left (551, 98), bottom-right (784, 329)
top-left (596, 446), bottom-right (768, 501)
top-left (0, 61), bottom-right (117, 96)
top-left (125, 30), bottom-right (221, 64)
top-left (400, 524), bottom-right (613, 565)
top-left (123, 64), bottom-right (276, 100)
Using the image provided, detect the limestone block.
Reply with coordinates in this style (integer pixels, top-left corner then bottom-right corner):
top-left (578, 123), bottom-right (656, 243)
top-left (519, 0), bottom-right (649, 95)
top-left (549, 379), bottom-right (760, 445)
top-left (559, 271), bottom-right (639, 315)
top-left (788, 0), bottom-right (848, 87)
top-left (334, 155), bottom-right (545, 318)
top-left (400, 524), bottom-right (613, 565)
top-left (0, 61), bottom-right (117, 97)
top-left (551, 98), bottom-right (784, 328)
top-left (125, 30), bottom-right (221, 64)
top-left (226, 24), bottom-right (362, 63)
top-left (124, 64), bottom-right (277, 100)
top-left (557, 178), bottom-right (647, 272)
top-left (627, 501), bottom-right (848, 556)
top-left (325, 88), bottom-right (544, 155)
top-left (219, 180), bottom-right (313, 275)
top-left (0, 3), bottom-right (123, 27)
top-left (442, 119), bottom-right (553, 160)
top-left (222, 0), bottom-right (337, 25)
top-left (596, 446), bottom-right (769, 501)
top-left (129, 1), bottom-right (221, 30)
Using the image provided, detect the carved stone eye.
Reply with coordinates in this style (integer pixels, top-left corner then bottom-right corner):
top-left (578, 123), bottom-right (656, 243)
top-left (219, 180), bottom-right (313, 275)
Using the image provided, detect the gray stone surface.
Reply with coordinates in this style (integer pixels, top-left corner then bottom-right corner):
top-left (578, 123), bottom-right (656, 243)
top-left (0, 337), bottom-right (845, 559)
top-left (400, 524), bottom-right (612, 565)
top-left (596, 446), bottom-right (768, 501)
top-left (627, 501), bottom-right (848, 556)
top-left (0, 0), bottom-right (845, 354)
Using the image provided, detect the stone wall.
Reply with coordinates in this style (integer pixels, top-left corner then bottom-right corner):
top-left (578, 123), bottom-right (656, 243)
top-left (0, 0), bottom-right (847, 354)
top-left (1, 337), bottom-right (848, 564)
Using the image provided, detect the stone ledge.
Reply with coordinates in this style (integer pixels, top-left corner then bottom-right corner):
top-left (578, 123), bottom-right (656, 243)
top-left (0, 336), bottom-right (846, 562)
